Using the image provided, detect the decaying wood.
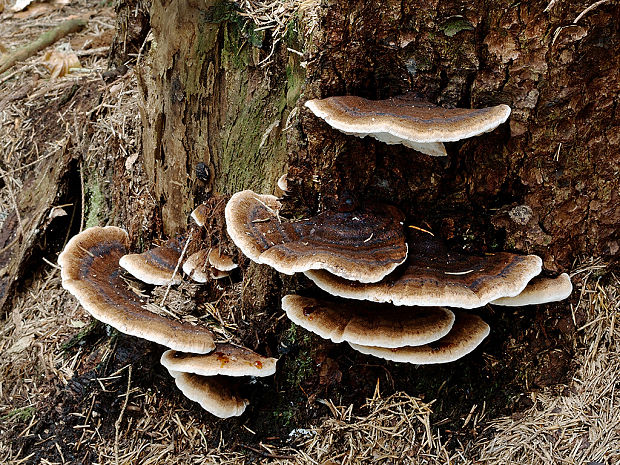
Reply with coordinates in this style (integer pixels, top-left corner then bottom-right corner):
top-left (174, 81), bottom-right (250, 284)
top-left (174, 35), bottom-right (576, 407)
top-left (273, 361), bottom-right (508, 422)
top-left (0, 147), bottom-right (73, 311)
top-left (139, 0), bottom-right (301, 234)
top-left (0, 18), bottom-right (87, 74)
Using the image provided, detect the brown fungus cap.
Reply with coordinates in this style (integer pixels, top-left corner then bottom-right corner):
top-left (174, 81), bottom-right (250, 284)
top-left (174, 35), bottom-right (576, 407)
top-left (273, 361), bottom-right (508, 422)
top-left (161, 343), bottom-right (277, 377)
top-left (182, 249), bottom-right (210, 283)
top-left (491, 273), bottom-right (572, 306)
top-left (208, 248), bottom-right (238, 272)
top-left (191, 204), bottom-right (209, 227)
top-left (305, 95), bottom-right (511, 156)
top-left (183, 249), bottom-right (237, 282)
top-left (282, 295), bottom-right (455, 348)
top-left (58, 227), bottom-right (215, 353)
top-left (167, 370), bottom-right (249, 418)
top-left (210, 269), bottom-right (231, 280)
top-left (119, 237), bottom-right (184, 286)
top-left (349, 313), bottom-right (490, 364)
top-left (305, 230), bottom-right (542, 309)
top-left (225, 190), bottom-right (407, 283)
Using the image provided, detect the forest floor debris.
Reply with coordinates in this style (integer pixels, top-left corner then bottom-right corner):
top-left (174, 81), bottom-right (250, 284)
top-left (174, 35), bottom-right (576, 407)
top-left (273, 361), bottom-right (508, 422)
top-left (1, 1), bottom-right (618, 464)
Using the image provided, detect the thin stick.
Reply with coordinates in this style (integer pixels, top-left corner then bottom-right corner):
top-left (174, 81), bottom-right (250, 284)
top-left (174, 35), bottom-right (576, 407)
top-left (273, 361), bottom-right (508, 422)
top-left (159, 234), bottom-right (192, 306)
top-left (114, 365), bottom-right (132, 465)
top-left (574, 0), bottom-right (611, 23)
top-left (0, 18), bottom-right (87, 75)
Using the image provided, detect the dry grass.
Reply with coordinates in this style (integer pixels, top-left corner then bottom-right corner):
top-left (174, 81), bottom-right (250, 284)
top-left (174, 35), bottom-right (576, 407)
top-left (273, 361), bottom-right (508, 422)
top-left (476, 264), bottom-right (619, 465)
top-left (294, 390), bottom-right (466, 465)
top-left (234, 0), bottom-right (320, 64)
top-left (0, 268), bottom-right (88, 460)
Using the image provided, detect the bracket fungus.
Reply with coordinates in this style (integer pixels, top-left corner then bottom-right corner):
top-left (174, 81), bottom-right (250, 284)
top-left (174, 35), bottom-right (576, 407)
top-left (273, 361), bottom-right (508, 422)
top-left (305, 95), bottom-right (511, 157)
top-left (182, 248), bottom-right (237, 282)
top-left (277, 173), bottom-right (289, 193)
top-left (162, 344), bottom-right (277, 418)
top-left (348, 313), bottom-right (490, 364)
top-left (225, 190), bottom-right (408, 283)
top-left (166, 370), bottom-right (250, 419)
top-left (182, 249), bottom-right (211, 283)
top-left (58, 227), bottom-right (215, 353)
top-left (282, 294), bottom-right (455, 348)
top-left (161, 344), bottom-right (277, 377)
top-left (208, 248), bottom-right (238, 273)
top-left (119, 237), bottom-right (184, 285)
top-left (491, 273), bottom-right (573, 306)
top-left (305, 248), bottom-right (542, 309)
top-left (191, 204), bottom-right (209, 227)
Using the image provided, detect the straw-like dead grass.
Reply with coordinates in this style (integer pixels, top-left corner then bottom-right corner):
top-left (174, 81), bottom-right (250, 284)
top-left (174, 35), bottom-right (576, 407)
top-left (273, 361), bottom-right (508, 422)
top-left (0, 269), bottom-right (85, 460)
top-left (294, 389), bottom-right (464, 465)
top-left (476, 264), bottom-right (619, 465)
top-left (234, 0), bottom-right (320, 64)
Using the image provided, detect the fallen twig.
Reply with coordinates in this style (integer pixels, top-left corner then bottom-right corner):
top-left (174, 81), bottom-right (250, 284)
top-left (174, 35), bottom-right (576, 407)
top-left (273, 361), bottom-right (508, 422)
top-left (0, 18), bottom-right (87, 75)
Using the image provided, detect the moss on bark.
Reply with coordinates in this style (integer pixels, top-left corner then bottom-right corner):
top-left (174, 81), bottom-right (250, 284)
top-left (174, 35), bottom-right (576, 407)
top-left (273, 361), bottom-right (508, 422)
top-left (139, 0), bottom-right (304, 235)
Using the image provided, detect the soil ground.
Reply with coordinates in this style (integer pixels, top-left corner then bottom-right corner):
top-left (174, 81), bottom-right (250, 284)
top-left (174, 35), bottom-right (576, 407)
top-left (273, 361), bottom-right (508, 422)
top-left (0, 1), bottom-right (618, 464)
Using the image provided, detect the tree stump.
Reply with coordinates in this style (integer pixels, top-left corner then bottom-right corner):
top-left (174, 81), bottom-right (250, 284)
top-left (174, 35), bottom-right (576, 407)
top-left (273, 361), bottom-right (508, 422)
top-left (140, 0), bottom-right (619, 267)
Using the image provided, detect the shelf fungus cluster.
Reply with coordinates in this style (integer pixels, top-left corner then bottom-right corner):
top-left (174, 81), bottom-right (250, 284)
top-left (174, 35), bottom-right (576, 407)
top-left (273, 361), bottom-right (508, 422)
top-left (226, 192), bottom-right (571, 364)
top-left (59, 91), bottom-right (574, 417)
top-left (161, 344), bottom-right (277, 418)
top-left (59, 213), bottom-right (276, 418)
top-left (225, 94), bottom-right (572, 365)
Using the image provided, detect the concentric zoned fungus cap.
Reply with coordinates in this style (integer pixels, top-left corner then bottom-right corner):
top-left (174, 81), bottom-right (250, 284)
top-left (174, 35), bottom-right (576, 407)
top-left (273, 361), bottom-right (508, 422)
top-left (167, 370), bottom-right (249, 418)
top-left (305, 95), bottom-right (511, 157)
top-left (491, 273), bottom-right (573, 306)
top-left (119, 237), bottom-right (184, 285)
top-left (191, 204), bottom-right (209, 227)
top-left (161, 343), bottom-right (277, 377)
top-left (58, 227), bottom-right (215, 353)
top-left (183, 249), bottom-right (210, 283)
top-left (349, 313), bottom-right (490, 364)
top-left (305, 230), bottom-right (542, 309)
top-left (225, 190), bottom-right (407, 283)
top-left (282, 294), bottom-right (455, 348)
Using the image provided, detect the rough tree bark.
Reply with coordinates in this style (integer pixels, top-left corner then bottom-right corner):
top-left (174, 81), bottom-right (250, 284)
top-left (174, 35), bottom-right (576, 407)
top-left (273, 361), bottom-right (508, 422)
top-left (138, 0), bottom-right (302, 234)
top-left (139, 0), bottom-right (618, 273)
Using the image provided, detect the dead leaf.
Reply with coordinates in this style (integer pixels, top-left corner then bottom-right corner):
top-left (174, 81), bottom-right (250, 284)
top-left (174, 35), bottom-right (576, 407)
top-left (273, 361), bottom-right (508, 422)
top-left (125, 153), bottom-right (139, 171)
top-left (7, 334), bottom-right (34, 355)
top-left (42, 50), bottom-right (81, 78)
top-left (0, 43), bottom-right (7, 55)
top-left (0, 0), bottom-right (5, 14)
